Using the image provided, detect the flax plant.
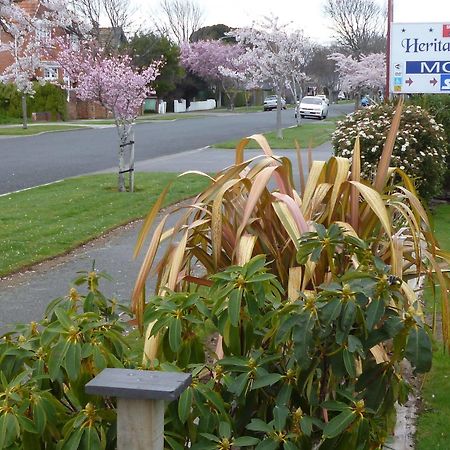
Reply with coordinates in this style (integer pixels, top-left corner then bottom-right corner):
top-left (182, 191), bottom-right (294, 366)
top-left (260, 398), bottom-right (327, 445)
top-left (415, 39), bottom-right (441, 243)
top-left (133, 98), bottom-right (450, 353)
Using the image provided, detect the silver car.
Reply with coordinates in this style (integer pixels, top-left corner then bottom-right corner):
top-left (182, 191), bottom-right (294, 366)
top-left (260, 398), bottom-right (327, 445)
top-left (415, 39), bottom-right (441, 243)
top-left (297, 96), bottom-right (329, 119)
top-left (263, 95), bottom-right (287, 111)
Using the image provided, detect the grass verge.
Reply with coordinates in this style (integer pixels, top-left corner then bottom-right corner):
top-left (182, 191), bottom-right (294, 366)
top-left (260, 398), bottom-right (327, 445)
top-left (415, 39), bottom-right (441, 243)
top-left (415, 203), bottom-right (450, 449)
top-left (212, 118), bottom-right (337, 149)
top-left (0, 125), bottom-right (86, 136)
top-left (416, 348), bottom-right (450, 449)
top-left (0, 172), bottom-right (209, 277)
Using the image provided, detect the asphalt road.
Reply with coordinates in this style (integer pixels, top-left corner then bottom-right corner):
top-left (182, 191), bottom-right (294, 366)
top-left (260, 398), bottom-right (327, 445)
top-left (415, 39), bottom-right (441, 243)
top-left (0, 104), bottom-right (353, 195)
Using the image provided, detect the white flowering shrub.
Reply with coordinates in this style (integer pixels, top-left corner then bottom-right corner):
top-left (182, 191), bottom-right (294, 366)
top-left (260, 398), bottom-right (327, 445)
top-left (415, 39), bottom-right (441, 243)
top-left (332, 104), bottom-right (448, 201)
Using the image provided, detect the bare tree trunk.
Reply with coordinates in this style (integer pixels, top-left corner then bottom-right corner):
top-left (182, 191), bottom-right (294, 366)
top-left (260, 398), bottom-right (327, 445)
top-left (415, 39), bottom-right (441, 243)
top-left (276, 89), bottom-right (283, 139)
top-left (116, 120), bottom-right (132, 192)
top-left (215, 81), bottom-right (222, 108)
top-left (129, 123), bottom-right (135, 193)
top-left (21, 94), bottom-right (28, 130)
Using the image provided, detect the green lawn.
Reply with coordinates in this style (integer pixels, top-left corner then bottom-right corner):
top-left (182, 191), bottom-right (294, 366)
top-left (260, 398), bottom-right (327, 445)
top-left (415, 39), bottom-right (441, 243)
top-left (212, 118), bottom-right (338, 149)
top-left (415, 203), bottom-right (450, 449)
top-left (0, 125), bottom-right (86, 136)
top-left (416, 348), bottom-right (450, 449)
top-left (0, 173), bottom-right (209, 277)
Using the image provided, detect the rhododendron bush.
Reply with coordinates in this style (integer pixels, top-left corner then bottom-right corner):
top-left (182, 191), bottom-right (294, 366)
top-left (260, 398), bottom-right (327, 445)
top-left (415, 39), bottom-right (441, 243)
top-left (332, 104), bottom-right (448, 200)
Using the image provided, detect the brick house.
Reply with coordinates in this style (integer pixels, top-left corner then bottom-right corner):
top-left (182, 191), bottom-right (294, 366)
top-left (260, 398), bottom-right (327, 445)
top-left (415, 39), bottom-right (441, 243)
top-left (0, 0), bottom-right (111, 120)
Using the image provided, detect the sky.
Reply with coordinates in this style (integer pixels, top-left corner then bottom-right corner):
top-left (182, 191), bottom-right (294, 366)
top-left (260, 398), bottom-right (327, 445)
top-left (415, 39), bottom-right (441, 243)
top-left (131, 0), bottom-right (450, 43)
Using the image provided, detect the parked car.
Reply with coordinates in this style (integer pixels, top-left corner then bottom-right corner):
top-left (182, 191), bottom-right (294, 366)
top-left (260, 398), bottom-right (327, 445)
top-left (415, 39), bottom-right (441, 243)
top-left (337, 91), bottom-right (346, 101)
top-left (296, 96), bottom-right (329, 119)
top-left (315, 94), bottom-right (329, 105)
top-left (361, 96), bottom-right (370, 107)
top-left (263, 95), bottom-right (286, 111)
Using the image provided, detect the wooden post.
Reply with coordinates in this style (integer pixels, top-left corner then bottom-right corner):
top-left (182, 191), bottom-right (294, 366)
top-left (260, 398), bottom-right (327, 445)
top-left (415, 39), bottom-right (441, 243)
top-left (85, 368), bottom-right (191, 450)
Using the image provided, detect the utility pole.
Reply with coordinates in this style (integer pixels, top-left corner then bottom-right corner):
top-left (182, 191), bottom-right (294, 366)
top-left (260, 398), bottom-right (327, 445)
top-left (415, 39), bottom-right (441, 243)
top-left (385, 0), bottom-right (394, 100)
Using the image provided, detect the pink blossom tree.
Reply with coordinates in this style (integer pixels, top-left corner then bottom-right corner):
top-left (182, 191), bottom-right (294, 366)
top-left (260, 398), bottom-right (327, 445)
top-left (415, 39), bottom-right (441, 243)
top-left (328, 52), bottom-right (386, 108)
top-left (180, 39), bottom-right (248, 110)
top-left (229, 16), bottom-right (310, 137)
top-left (56, 42), bottom-right (162, 192)
top-left (0, 0), bottom-right (90, 128)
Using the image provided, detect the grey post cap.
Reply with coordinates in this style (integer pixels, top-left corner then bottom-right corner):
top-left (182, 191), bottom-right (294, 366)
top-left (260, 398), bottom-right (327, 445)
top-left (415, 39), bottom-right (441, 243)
top-left (85, 368), bottom-right (192, 401)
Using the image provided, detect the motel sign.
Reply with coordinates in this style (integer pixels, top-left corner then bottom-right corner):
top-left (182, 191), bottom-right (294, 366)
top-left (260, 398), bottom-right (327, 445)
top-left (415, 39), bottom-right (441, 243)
top-left (390, 22), bottom-right (450, 94)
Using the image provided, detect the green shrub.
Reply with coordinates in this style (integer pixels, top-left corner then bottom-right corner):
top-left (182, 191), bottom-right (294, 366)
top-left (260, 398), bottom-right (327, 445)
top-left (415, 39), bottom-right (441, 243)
top-left (0, 270), bottom-right (140, 449)
top-left (145, 226), bottom-right (432, 449)
top-left (332, 103), bottom-right (448, 201)
top-left (409, 94), bottom-right (450, 193)
top-left (0, 82), bottom-right (67, 121)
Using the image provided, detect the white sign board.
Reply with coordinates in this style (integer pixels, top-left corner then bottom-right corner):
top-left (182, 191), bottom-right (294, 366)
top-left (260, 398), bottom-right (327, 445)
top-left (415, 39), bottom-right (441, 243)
top-left (390, 22), bottom-right (450, 94)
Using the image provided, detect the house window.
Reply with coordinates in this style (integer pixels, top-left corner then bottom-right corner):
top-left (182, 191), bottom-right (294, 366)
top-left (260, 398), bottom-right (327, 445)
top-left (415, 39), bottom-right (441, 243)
top-left (43, 66), bottom-right (59, 80)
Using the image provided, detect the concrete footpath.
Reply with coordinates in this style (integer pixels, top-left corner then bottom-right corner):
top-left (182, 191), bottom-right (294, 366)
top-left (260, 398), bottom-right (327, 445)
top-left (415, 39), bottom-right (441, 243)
top-left (0, 142), bottom-right (332, 330)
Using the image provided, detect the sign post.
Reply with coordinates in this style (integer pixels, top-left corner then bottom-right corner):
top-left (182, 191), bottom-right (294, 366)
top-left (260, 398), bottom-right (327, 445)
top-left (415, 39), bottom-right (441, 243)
top-left (390, 22), bottom-right (450, 94)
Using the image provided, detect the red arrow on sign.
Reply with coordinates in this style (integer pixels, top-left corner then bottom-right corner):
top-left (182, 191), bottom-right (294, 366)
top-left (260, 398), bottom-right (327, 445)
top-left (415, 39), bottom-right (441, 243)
top-left (405, 78), bottom-right (413, 86)
top-left (430, 78), bottom-right (438, 86)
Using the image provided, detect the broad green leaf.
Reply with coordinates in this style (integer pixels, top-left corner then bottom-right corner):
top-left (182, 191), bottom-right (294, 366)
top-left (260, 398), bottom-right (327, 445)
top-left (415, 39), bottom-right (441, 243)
top-left (200, 433), bottom-right (221, 443)
top-left (338, 301), bottom-right (356, 344)
top-left (229, 288), bottom-right (242, 328)
top-left (17, 415), bottom-right (37, 434)
top-left (320, 299), bottom-right (342, 325)
top-left (343, 349), bottom-right (356, 378)
top-left (32, 400), bottom-right (47, 434)
top-left (177, 387), bottom-right (192, 424)
top-left (219, 421), bottom-right (231, 439)
top-left (92, 345), bottom-right (107, 371)
top-left (65, 342), bottom-right (82, 381)
top-left (230, 372), bottom-right (250, 397)
top-left (0, 412), bottom-right (20, 448)
top-left (169, 318), bottom-right (182, 353)
top-left (48, 340), bottom-right (71, 381)
top-left (321, 400), bottom-right (350, 411)
top-left (323, 409), bottom-right (356, 438)
top-left (366, 299), bottom-right (385, 330)
top-left (233, 436), bottom-right (260, 446)
top-left (245, 254), bottom-right (267, 277)
top-left (256, 439), bottom-right (279, 450)
top-left (54, 307), bottom-right (74, 330)
top-left (61, 428), bottom-right (84, 450)
top-left (405, 326), bottom-right (432, 373)
top-left (300, 416), bottom-right (313, 436)
top-left (347, 335), bottom-right (362, 354)
top-left (293, 311), bottom-right (316, 369)
top-left (273, 405), bottom-right (289, 430)
top-left (251, 373), bottom-right (283, 390)
top-left (247, 418), bottom-right (273, 433)
top-left (81, 426), bottom-right (101, 450)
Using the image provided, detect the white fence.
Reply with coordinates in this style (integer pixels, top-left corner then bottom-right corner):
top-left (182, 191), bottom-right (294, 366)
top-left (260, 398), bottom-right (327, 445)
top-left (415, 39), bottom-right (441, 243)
top-left (174, 99), bottom-right (186, 113)
top-left (187, 99), bottom-right (216, 112)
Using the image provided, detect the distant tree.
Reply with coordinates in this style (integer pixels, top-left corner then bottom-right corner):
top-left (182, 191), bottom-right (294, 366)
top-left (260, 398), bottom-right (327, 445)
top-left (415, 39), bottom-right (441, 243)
top-left (0, 0), bottom-right (89, 128)
top-left (190, 24), bottom-right (233, 42)
top-left (229, 16), bottom-right (310, 136)
top-left (68, 0), bottom-right (133, 39)
top-left (329, 52), bottom-right (385, 107)
top-left (127, 32), bottom-right (184, 99)
top-left (151, 0), bottom-right (204, 44)
top-left (180, 39), bottom-right (248, 110)
top-left (56, 42), bottom-right (162, 192)
top-left (305, 44), bottom-right (341, 100)
top-left (324, 0), bottom-right (385, 56)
